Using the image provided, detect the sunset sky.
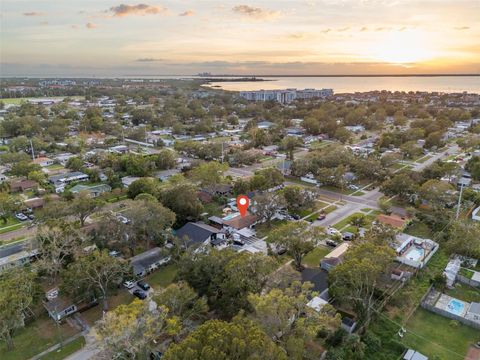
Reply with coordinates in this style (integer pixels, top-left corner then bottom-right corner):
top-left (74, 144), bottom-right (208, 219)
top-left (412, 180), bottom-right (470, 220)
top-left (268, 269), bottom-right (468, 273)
top-left (1, 0), bottom-right (479, 76)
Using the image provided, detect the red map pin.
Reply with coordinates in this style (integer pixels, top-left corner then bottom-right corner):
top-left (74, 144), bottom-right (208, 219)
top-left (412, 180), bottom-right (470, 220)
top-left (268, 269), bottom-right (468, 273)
top-left (236, 195), bottom-right (249, 218)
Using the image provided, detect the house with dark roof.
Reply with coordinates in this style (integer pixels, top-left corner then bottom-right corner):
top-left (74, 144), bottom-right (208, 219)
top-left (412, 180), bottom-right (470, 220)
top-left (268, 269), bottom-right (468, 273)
top-left (130, 247), bottom-right (171, 277)
top-left (175, 222), bottom-right (226, 248)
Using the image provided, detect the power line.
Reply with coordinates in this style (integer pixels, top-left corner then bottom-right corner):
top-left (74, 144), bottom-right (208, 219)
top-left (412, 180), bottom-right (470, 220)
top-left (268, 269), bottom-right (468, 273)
top-left (371, 306), bottom-right (477, 360)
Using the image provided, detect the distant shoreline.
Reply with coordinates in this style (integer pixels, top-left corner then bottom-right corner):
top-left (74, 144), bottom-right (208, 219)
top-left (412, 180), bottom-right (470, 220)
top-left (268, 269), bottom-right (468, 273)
top-left (1, 74), bottom-right (478, 79)
top-left (200, 74), bottom-right (479, 78)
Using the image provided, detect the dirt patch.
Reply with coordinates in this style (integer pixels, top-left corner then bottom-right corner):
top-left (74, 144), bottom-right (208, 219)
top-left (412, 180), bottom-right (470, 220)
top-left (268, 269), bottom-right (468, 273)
top-left (466, 346), bottom-right (480, 360)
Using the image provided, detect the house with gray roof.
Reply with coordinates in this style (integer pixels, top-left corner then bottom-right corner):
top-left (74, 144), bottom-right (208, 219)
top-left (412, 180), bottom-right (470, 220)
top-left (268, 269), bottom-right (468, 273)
top-left (175, 222), bottom-right (226, 248)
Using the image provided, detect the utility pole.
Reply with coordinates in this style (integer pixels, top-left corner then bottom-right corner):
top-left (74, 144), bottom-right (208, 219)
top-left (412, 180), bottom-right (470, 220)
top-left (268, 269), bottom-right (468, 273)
top-left (221, 142), bottom-right (224, 164)
top-left (29, 139), bottom-right (35, 160)
top-left (455, 183), bottom-right (465, 220)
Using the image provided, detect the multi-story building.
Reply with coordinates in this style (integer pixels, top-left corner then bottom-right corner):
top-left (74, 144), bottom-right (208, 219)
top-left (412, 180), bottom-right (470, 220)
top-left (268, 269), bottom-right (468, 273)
top-left (239, 88), bottom-right (333, 104)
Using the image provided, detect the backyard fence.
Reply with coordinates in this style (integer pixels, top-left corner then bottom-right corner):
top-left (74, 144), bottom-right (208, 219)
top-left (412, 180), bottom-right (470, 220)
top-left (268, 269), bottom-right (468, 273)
top-left (457, 274), bottom-right (480, 288)
top-left (420, 288), bottom-right (480, 330)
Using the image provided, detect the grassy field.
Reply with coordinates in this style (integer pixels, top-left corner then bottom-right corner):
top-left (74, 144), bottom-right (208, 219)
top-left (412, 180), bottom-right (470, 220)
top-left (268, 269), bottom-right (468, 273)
top-left (256, 220), bottom-right (287, 238)
top-left (321, 185), bottom-right (355, 195)
top-left (416, 155), bottom-right (433, 164)
top-left (45, 164), bottom-right (65, 171)
top-left (302, 246), bottom-right (331, 267)
top-left (0, 217), bottom-right (24, 234)
top-left (404, 221), bottom-right (434, 239)
top-left (401, 308), bottom-right (479, 360)
top-left (146, 264), bottom-right (178, 288)
top-left (332, 212), bottom-right (371, 230)
top-left (81, 289), bottom-right (132, 327)
top-left (0, 96), bottom-right (84, 105)
top-left (0, 313), bottom-right (79, 360)
top-left (351, 191), bottom-right (366, 196)
top-left (39, 336), bottom-right (86, 360)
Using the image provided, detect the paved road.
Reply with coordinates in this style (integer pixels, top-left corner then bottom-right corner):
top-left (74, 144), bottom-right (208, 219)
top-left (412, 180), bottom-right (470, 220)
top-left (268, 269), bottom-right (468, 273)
top-left (313, 202), bottom-right (363, 228)
top-left (0, 240), bottom-right (30, 259)
top-left (0, 224), bottom-right (37, 243)
top-left (411, 144), bottom-right (459, 171)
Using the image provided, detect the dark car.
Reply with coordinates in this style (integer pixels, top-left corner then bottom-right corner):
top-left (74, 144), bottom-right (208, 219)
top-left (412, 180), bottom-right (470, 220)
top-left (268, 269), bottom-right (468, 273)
top-left (291, 214), bottom-right (300, 220)
top-left (133, 289), bottom-right (147, 300)
top-left (326, 239), bottom-right (338, 247)
top-left (342, 232), bottom-right (354, 241)
top-left (317, 214), bottom-right (326, 221)
top-left (137, 280), bottom-right (150, 291)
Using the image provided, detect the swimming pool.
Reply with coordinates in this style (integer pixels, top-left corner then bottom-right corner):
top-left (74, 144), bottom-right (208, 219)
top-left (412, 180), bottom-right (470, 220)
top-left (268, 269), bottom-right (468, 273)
top-left (404, 246), bottom-right (425, 261)
top-left (446, 299), bottom-right (466, 316)
top-left (222, 212), bottom-right (240, 221)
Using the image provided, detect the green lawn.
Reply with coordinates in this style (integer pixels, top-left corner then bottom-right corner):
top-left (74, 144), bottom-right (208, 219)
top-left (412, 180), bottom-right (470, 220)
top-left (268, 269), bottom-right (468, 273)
top-left (0, 216), bottom-right (24, 234)
top-left (416, 155), bottom-right (433, 164)
top-left (0, 96), bottom-right (84, 105)
top-left (351, 191), bottom-right (366, 196)
top-left (321, 185), bottom-right (355, 195)
top-left (81, 289), bottom-right (132, 327)
top-left (404, 221), bottom-right (434, 239)
top-left (459, 268), bottom-right (474, 279)
top-left (105, 194), bottom-right (129, 203)
top-left (146, 264), bottom-right (178, 288)
top-left (401, 308), bottom-right (479, 360)
top-left (0, 313), bottom-right (79, 360)
top-left (323, 205), bottom-right (337, 214)
top-left (202, 202), bottom-right (224, 217)
top-left (255, 220), bottom-right (287, 238)
top-left (309, 141), bottom-right (330, 150)
top-left (45, 164), bottom-right (65, 171)
top-left (302, 246), bottom-right (331, 267)
top-left (39, 336), bottom-right (86, 360)
top-left (333, 212), bottom-right (366, 230)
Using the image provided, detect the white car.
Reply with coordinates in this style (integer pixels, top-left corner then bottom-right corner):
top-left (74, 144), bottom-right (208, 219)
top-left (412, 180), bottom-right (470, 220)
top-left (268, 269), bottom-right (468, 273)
top-left (116, 215), bottom-right (130, 224)
top-left (15, 213), bottom-right (29, 221)
top-left (123, 280), bottom-right (135, 289)
top-left (326, 227), bottom-right (341, 236)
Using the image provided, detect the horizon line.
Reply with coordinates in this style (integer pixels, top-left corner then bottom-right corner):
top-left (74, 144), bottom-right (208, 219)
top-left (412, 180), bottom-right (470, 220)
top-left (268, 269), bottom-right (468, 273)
top-left (1, 73), bottom-right (479, 79)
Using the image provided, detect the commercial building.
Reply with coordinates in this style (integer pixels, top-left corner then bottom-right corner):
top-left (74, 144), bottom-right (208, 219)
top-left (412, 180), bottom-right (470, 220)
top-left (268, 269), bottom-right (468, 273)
top-left (239, 88), bottom-right (333, 104)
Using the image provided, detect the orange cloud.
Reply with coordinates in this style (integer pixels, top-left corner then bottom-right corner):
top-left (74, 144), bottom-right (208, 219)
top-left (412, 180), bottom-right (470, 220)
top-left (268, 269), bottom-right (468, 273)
top-left (109, 4), bottom-right (168, 17)
top-left (232, 5), bottom-right (280, 20)
top-left (179, 10), bottom-right (194, 17)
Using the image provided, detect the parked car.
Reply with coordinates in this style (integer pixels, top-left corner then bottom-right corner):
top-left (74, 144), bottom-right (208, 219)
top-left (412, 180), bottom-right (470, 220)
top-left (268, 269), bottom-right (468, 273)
top-left (291, 214), bottom-right (300, 220)
top-left (109, 250), bottom-right (120, 257)
top-left (133, 289), bottom-right (147, 300)
top-left (15, 213), bottom-right (28, 221)
top-left (27, 214), bottom-right (35, 220)
top-left (137, 280), bottom-right (150, 291)
top-left (116, 214), bottom-right (130, 224)
top-left (348, 184), bottom-right (359, 191)
top-left (233, 234), bottom-right (245, 246)
top-left (233, 238), bottom-right (245, 246)
top-left (326, 239), bottom-right (338, 247)
top-left (123, 280), bottom-right (135, 289)
top-left (326, 227), bottom-right (341, 236)
top-left (342, 232), bottom-right (354, 241)
top-left (317, 214), bottom-right (326, 221)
